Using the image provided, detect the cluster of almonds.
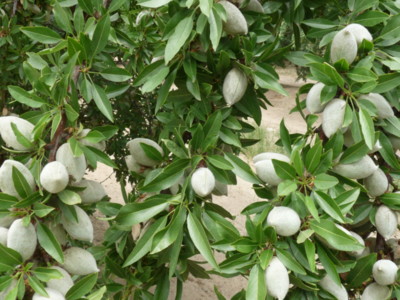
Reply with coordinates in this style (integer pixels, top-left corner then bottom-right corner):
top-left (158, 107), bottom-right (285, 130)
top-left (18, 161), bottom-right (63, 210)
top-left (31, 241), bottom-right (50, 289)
top-left (0, 116), bottom-right (108, 298)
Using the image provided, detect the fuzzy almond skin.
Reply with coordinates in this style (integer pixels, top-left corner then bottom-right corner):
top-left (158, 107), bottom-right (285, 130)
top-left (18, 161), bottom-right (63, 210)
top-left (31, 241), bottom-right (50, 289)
top-left (364, 168), bottom-right (388, 197)
top-left (330, 29), bottom-right (358, 64)
top-left (361, 283), bottom-right (391, 300)
top-left (222, 68), bottom-right (248, 106)
top-left (56, 143), bottom-right (87, 182)
top-left (359, 93), bottom-right (394, 119)
top-left (72, 179), bottom-right (107, 203)
top-left (322, 98), bottom-right (346, 138)
top-left (127, 138), bottom-right (164, 167)
top-left (344, 23), bottom-right (373, 45)
top-left (62, 247), bottom-right (99, 275)
top-left (306, 82), bottom-right (329, 114)
top-left (40, 161), bottom-right (69, 194)
top-left (191, 168), bottom-right (215, 197)
top-left (265, 257), bottom-right (289, 300)
top-left (47, 266), bottom-right (74, 296)
top-left (7, 219), bottom-right (37, 261)
top-left (343, 130), bottom-right (381, 153)
top-left (61, 205), bottom-right (94, 242)
top-left (253, 152), bottom-right (290, 164)
top-left (125, 155), bottom-right (142, 173)
top-left (375, 205), bottom-right (397, 239)
top-left (0, 116), bottom-right (34, 151)
top-left (349, 231), bottom-right (366, 258)
top-left (333, 155), bottom-right (378, 179)
top-left (219, 1), bottom-right (248, 35)
top-left (267, 206), bottom-right (301, 236)
top-left (33, 288), bottom-right (65, 300)
top-left (0, 227), bottom-right (8, 245)
top-left (319, 274), bottom-right (348, 300)
top-left (239, 0), bottom-right (264, 13)
top-left (372, 259), bottom-right (398, 285)
top-left (0, 160), bottom-right (35, 198)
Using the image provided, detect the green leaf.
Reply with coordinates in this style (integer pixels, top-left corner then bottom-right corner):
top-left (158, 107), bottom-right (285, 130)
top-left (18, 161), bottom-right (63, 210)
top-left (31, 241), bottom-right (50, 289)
top-left (309, 62), bottom-right (344, 88)
top-left (347, 253), bottom-right (377, 288)
top-left (54, 1), bottom-right (72, 34)
top-left (28, 276), bottom-right (48, 297)
top-left (154, 272), bottom-right (170, 300)
top-left (202, 111), bottom-right (222, 151)
top-left (355, 11), bottom-right (388, 26)
top-left (373, 73), bottom-right (400, 93)
top-left (224, 153), bottom-right (261, 184)
top-left (66, 273), bottom-right (98, 300)
top-left (379, 133), bottom-right (400, 169)
top-left (77, 0), bottom-right (94, 14)
top-left (310, 219), bottom-right (363, 252)
top-left (206, 155), bottom-right (233, 170)
top-left (33, 267), bottom-right (63, 282)
top-left (305, 140), bottom-right (322, 174)
top-left (0, 244), bottom-right (23, 272)
top-left (209, 8), bottom-right (222, 50)
top-left (272, 160), bottom-right (297, 180)
top-left (316, 244), bottom-right (340, 286)
top-left (380, 193), bottom-right (400, 210)
top-left (82, 145), bottom-right (117, 169)
top-left (347, 68), bottom-right (377, 83)
top-left (140, 159), bottom-right (190, 193)
top-left (276, 249), bottom-right (306, 275)
top-left (245, 265), bottom-right (267, 300)
top-left (359, 108), bottom-right (375, 150)
top-left (339, 141), bottom-right (370, 164)
top-left (277, 180), bottom-right (297, 196)
top-left (165, 16), bottom-right (193, 64)
top-left (37, 223), bottom-right (64, 264)
top-left (314, 174), bottom-right (338, 190)
top-left (58, 190), bottom-right (82, 205)
top-left (313, 191), bottom-right (345, 223)
top-left (123, 216), bottom-right (168, 266)
top-left (12, 167), bottom-right (32, 199)
top-left (91, 14), bottom-right (110, 55)
top-left (199, 0), bottom-right (212, 16)
top-left (259, 249), bottom-right (273, 270)
top-left (100, 67), bottom-right (132, 82)
top-left (87, 287), bottom-right (107, 300)
top-left (348, 0), bottom-right (378, 14)
top-left (142, 67), bottom-right (170, 93)
top-left (151, 207), bottom-right (186, 253)
top-left (187, 210), bottom-right (219, 270)
top-left (8, 86), bottom-right (46, 108)
top-left (0, 193), bottom-right (18, 209)
top-left (20, 27), bottom-right (62, 44)
top-left (116, 195), bottom-right (170, 226)
top-left (138, 0), bottom-right (172, 8)
top-left (91, 84), bottom-right (114, 122)
top-left (378, 14), bottom-right (400, 44)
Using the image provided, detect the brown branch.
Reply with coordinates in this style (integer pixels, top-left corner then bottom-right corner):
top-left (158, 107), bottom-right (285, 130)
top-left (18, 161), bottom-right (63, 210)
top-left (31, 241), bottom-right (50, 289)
top-left (47, 112), bottom-right (67, 162)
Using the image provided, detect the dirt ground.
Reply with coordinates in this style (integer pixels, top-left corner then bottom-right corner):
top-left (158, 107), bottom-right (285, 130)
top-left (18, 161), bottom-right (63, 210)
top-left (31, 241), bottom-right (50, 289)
top-left (88, 67), bottom-right (310, 299)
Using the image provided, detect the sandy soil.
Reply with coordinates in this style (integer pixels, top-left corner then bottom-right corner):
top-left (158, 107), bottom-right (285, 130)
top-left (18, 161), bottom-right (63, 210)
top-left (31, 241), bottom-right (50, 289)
top-left (88, 67), bottom-right (310, 299)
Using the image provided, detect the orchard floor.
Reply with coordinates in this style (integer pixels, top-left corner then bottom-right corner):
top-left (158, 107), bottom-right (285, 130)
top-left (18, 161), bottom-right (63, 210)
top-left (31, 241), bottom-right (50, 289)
top-left (89, 67), bottom-right (309, 299)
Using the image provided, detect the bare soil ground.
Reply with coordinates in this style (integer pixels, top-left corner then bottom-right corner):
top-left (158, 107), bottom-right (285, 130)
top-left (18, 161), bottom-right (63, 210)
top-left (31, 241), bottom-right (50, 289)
top-left (89, 67), bottom-right (310, 299)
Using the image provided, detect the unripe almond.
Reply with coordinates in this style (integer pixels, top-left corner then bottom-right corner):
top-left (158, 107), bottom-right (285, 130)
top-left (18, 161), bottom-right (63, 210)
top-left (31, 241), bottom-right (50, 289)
top-left (47, 267), bottom-right (74, 296)
top-left (343, 130), bottom-right (381, 153)
top-left (306, 82), bottom-right (329, 114)
top-left (170, 176), bottom-right (185, 195)
top-left (0, 116), bottom-right (34, 151)
top-left (253, 152), bottom-right (290, 164)
top-left (349, 231), bottom-right (366, 258)
top-left (322, 98), bottom-right (346, 138)
top-left (72, 179), bottom-right (107, 203)
top-left (372, 259), bottom-right (398, 285)
top-left (330, 29), bottom-right (358, 64)
top-left (191, 168), bottom-right (215, 197)
top-left (361, 282), bottom-right (391, 300)
top-left (388, 134), bottom-right (400, 150)
top-left (0, 227), bottom-right (8, 245)
top-left (78, 129), bottom-right (106, 151)
top-left (254, 153), bottom-right (290, 186)
top-left (239, 0), bottom-right (264, 13)
top-left (125, 155), bottom-right (142, 173)
top-left (33, 288), bottom-right (65, 300)
top-left (375, 205), bottom-right (397, 239)
top-left (219, 1), bottom-right (248, 35)
top-left (319, 274), bottom-right (348, 300)
top-left (56, 143), bottom-right (86, 182)
top-left (127, 138), bottom-right (164, 167)
top-left (265, 257), bottom-right (289, 300)
top-left (7, 219), bottom-right (37, 261)
top-left (40, 161), bottom-right (69, 194)
top-left (222, 68), bottom-right (248, 106)
top-left (344, 23), bottom-right (373, 45)
top-left (267, 206), bottom-right (301, 236)
top-left (0, 160), bottom-right (35, 198)
top-left (359, 93), bottom-right (394, 119)
top-left (61, 206), bottom-right (94, 243)
top-left (364, 168), bottom-right (388, 197)
top-left (333, 155), bottom-right (378, 179)
top-left (62, 247), bottom-right (99, 275)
